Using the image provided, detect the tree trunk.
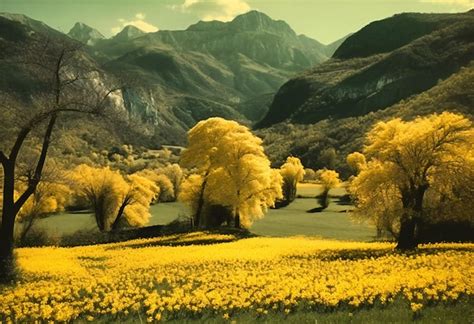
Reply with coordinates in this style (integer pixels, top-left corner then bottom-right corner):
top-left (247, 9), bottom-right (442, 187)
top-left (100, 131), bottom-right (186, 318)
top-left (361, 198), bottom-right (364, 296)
top-left (112, 205), bottom-right (125, 231)
top-left (235, 213), bottom-right (240, 229)
top-left (0, 162), bottom-right (16, 281)
top-left (396, 216), bottom-right (417, 250)
top-left (111, 202), bottom-right (128, 231)
top-left (396, 185), bottom-right (427, 250)
top-left (194, 176), bottom-right (208, 228)
top-left (318, 189), bottom-right (330, 210)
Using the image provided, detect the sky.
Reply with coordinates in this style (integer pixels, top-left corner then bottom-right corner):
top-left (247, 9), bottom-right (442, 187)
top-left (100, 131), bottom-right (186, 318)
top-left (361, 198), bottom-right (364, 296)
top-left (1, 0), bottom-right (472, 44)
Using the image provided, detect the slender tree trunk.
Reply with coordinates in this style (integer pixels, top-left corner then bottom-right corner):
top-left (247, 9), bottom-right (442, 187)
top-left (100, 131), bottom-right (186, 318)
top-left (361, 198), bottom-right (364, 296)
top-left (318, 189), bottom-right (330, 210)
top-left (194, 175), bottom-right (208, 228)
top-left (111, 202), bottom-right (128, 231)
top-left (0, 162), bottom-right (16, 281)
top-left (234, 207), bottom-right (240, 229)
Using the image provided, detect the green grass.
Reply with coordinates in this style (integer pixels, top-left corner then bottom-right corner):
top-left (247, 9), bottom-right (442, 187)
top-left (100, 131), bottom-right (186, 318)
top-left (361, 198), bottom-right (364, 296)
top-left (36, 183), bottom-right (375, 240)
top-left (252, 197), bottom-right (374, 241)
top-left (80, 299), bottom-right (473, 323)
top-left (164, 300), bottom-right (474, 324)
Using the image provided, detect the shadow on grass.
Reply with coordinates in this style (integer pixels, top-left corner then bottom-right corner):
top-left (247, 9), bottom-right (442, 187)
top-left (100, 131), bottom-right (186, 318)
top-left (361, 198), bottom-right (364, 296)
top-left (109, 229), bottom-right (258, 250)
top-left (286, 245), bottom-right (474, 262)
top-left (306, 207), bottom-right (325, 213)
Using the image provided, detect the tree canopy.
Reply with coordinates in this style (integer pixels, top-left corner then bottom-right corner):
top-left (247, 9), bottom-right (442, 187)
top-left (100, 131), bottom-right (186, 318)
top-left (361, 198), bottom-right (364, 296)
top-left (349, 112), bottom-right (474, 249)
top-left (180, 117), bottom-right (282, 228)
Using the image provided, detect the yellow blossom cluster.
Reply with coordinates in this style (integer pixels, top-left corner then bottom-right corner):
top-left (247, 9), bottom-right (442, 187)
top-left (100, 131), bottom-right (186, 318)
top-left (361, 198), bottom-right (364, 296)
top-left (0, 233), bottom-right (472, 322)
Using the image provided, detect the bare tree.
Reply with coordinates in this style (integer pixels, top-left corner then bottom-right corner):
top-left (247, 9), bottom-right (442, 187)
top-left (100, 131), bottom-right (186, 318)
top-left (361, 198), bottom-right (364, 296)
top-left (0, 37), bottom-right (121, 280)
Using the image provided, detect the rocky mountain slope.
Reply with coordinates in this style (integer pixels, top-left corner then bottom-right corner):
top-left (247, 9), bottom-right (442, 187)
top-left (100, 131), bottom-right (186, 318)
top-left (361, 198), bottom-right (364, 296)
top-left (258, 62), bottom-right (474, 174)
top-left (90, 10), bottom-right (331, 138)
top-left (68, 22), bottom-right (105, 45)
top-left (257, 10), bottom-right (474, 128)
top-left (0, 11), bottom-right (334, 145)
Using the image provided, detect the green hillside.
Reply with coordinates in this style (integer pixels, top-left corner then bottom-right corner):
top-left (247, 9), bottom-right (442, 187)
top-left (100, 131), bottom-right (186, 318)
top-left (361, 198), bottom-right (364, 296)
top-left (257, 11), bottom-right (474, 128)
top-left (258, 62), bottom-right (474, 173)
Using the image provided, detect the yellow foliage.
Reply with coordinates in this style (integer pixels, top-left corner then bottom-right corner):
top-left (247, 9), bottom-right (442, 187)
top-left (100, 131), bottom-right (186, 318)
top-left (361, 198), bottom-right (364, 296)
top-left (0, 235), bottom-right (472, 322)
top-left (122, 174), bottom-right (158, 227)
top-left (17, 181), bottom-right (72, 222)
top-left (70, 165), bottom-right (157, 231)
top-left (349, 112), bottom-right (474, 239)
top-left (135, 169), bottom-right (174, 202)
top-left (280, 157), bottom-right (305, 200)
top-left (158, 164), bottom-right (183, 196)
top-left (346, 152), bottom-right (366, 173)
top-left (178, 174), bottom-right (204, 215)
top-left (316, 169), bottom-right (341, 191)
top-left (180, 118), bottom-right (282, 228)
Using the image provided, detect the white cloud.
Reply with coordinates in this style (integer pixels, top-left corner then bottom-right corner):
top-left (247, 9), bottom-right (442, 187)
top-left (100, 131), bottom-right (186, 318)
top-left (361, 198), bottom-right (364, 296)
top-left (172, 0), bottom-right (251, 22)
top-left (419, 0), bottom-right (473, 7)
top-left (111, 13), bottom-right (159, 35)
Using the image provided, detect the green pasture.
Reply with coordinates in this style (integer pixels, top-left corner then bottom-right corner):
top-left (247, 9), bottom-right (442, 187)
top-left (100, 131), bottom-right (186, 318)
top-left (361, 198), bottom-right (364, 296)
top-left (35, 183), bottom-right (376, 240)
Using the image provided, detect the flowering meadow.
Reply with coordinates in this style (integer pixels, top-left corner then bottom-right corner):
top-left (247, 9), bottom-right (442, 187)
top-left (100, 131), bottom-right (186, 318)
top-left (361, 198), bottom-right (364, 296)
top-left (0, 232), bottom-right (472, 322)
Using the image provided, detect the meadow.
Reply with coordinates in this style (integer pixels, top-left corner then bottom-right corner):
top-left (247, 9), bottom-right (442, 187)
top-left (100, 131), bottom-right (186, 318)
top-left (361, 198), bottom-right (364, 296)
top-left (5, 183), bottom-right (472, 323)
top-left (36, 183), bottom-right (375, 241)
top-left (1, 233), bottom-right (472, 323)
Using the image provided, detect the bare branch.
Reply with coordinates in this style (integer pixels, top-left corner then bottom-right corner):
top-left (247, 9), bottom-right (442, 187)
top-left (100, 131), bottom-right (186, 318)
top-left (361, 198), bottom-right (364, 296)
top-left (0, 151), bottom-right (8, 165)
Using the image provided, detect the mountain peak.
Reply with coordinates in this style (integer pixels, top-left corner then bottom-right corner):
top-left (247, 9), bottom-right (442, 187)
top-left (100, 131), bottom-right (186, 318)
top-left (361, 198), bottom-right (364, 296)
top-left (186, 11), bottom-right (296, 36)
top-left (229, 10), bottom-right (296, 36)
top-left (113, 25), bottom-right (145, 41)
top-left (68, 22), bottom-right (104, 45)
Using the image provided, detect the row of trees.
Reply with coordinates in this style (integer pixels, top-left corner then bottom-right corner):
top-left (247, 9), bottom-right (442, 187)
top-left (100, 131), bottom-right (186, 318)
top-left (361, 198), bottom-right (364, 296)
top-left (11, 163), bottom-right (184, 236)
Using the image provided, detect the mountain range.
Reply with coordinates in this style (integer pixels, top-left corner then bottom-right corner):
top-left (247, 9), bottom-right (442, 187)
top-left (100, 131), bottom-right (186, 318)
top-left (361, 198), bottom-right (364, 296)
top-left (0, 9), bottom-right (473, 167)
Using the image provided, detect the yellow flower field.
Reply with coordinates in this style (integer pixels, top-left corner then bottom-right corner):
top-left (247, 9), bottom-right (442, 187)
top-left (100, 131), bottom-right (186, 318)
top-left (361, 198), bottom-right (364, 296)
top-left (0, 233), bottom-right (473, 322)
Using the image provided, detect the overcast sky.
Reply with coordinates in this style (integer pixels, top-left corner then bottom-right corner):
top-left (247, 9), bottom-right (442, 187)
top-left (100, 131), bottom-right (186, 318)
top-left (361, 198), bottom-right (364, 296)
top-left (1, 0), bottom-right (472, 44)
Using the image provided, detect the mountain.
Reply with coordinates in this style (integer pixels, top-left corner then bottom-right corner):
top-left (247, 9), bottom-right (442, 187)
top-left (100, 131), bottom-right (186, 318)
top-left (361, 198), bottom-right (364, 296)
top-left (324, 34), bottom-right (352, 58)
top-left (0, 12), bottom-right (63, 38)
top-left (1, 11), bottom-right (336, 145)
top-left (87, 10), bottom-right (332, 141)
top-left (333, 12), bottom-right (473, 59)
top-left (257, 62), bottom-right (474, 174)
top-left (257, 11), bottom-right (474, 128)
top-left (112, 25), bottom-right (145, 41)
top-left (68, 22), bottom-right (105, 45)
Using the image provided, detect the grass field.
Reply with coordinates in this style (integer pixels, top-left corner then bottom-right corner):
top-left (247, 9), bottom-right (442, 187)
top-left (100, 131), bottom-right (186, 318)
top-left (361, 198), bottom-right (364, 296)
top-left (2, 233), bottom-right (472, 323)
top-left (36, 183), bottom-right (376, 240)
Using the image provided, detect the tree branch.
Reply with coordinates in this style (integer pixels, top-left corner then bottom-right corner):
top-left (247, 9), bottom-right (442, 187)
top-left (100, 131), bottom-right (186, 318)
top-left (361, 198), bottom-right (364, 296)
top-left (0, 150), bottom-right (8, 165)
top-left (14, 114), bottom-right (57, 213)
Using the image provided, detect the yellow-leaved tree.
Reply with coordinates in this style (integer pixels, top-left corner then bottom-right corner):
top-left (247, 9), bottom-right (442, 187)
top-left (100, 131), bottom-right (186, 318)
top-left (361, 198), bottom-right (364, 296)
top-left (111, 173), bottom-right (158, 230)
top-left (315, 169), bottom-right (341, 211)
top-left (135, 169), bottom-right (174, 202)
top-left (346, 152), bottom-right (367, 174)
top-left (16, 180), bottom-right (72, 243)
top-left (349, 112), bottom-right (474, 249)
top-left (70, 165), bottom-right (157, 231)
top-left (180, 117), bottom-right (282, 228)
top-left (277, 156), bottom-right (305, 207)
top-left (158, 164), bottom-right (184, 199)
